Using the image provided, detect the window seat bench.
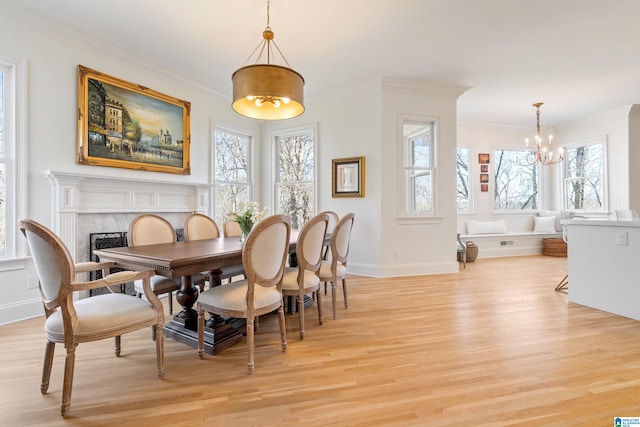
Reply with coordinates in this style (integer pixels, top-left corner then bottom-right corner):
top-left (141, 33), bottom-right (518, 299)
top-left (459, 232), bottom-right (563, 258)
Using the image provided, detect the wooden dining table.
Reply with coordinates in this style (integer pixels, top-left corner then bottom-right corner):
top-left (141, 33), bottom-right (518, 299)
top-left (94, 231), bottom-right (302, 354)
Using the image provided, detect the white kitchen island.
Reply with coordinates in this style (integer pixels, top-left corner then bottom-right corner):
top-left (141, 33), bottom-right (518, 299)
top-left (566, 219), bottom-right (640, 321)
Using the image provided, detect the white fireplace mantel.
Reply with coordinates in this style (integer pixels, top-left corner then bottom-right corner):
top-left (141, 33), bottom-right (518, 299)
top-left (43, 170), bottom-right (212, 260)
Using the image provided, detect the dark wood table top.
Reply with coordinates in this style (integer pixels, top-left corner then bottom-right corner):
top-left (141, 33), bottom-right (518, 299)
top-left (94, 230), bottom-right (301, 278)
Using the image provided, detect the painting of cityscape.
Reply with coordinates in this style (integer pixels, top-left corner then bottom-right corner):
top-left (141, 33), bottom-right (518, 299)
top-left (77, 65), bottom-right (190, 174)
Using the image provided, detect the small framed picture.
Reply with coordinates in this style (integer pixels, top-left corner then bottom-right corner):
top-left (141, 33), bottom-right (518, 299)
top-left (481, 184), bottom-right (489, 192)
top-left (480, 164), bottom-right (489, 173)
top-left (332, 156), bottom-right (365, 198)
top-left (479, 153), bottom-right (490, 164)
top-left (480, 173), bottom-right (489, 183)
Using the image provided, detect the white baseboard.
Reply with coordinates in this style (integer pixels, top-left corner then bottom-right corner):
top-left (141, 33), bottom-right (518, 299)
top-left (0, 298), bottom-right (43, 326)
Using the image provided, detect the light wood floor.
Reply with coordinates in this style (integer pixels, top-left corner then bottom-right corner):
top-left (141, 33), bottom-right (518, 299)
top-left (2, 256), bottom-right (640, 426)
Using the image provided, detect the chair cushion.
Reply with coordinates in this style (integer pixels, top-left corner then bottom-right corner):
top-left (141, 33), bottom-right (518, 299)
top-left (134, 275), bottom-right (180, 294)
top-left (318, 260), bottom-right (346, 280)
top-left (45, 293), bottom-right (158, 342)
top-left (281, 267), bottom-right (320, 292)
top-left (197, 280), bottom-right (282, 313)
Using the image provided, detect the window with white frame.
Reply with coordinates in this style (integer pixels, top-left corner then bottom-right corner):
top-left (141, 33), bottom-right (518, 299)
top-left (563, 138), bottom-right (605, 211)
top-left (213, 126), bottom-right (252, 226)
top-left (456, 147), bottom-right (471, 212)
top-left (274, 127), bottom-right (315, 230)
top-left (0, 54), bottom-right (23, 260)
top-left (493, 149), bottom-right (539, 210)
top-left (402, 119), bottom-right (436, 216)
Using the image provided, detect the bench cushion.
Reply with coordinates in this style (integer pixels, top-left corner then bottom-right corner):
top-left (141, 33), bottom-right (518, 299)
top-left (466, 220), bottom-right (508, 235)
top-left (534, 216), bottom-right (557, 233)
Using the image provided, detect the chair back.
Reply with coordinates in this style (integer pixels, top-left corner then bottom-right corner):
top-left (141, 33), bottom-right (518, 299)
top-left (184, 213), bottom-right (220, 241)
top-left (243, 214), bottom-right (291, 291)
top-left (330, 213), bottom-right (355, 265)
top-left (320, 211), bottom-right (339, 235)
top-left (129, 214), bottom-right (176, 246)
top-left (297, 212), bottom-right (330, 276)
top-left (224, 220), bottom-right (242, 237)
top-left (19, 219), bottom-right (75, 318)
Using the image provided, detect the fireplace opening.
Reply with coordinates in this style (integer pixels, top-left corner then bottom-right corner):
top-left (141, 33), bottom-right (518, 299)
top-left (88, 228), bottom-right (185, 297)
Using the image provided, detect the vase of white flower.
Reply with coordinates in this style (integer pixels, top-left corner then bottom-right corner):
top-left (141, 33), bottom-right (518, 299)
top-left (227, 201), bottom-right (267, 243)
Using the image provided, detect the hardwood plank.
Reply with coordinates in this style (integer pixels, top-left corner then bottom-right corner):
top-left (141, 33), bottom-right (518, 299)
top-left (2, 256), bottom-right (640, 426)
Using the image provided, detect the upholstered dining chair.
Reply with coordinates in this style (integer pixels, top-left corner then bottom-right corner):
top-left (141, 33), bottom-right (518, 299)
top-left (223, 220), bottom-right (242, 237)
top-left (19, 219), bottom-right (164, 417)
top-left (129, 214), bottom-right (185, 314)
top-left (318, 213), bottom-right (355, 320)
top-left (319, 210), bottom-right (339, 260)
top-left (197, 214), bottom-right (291, 374)
top-left (281, 212), bottom-right (329, 339)
top-left (184, 213), bottom-right (245, 285)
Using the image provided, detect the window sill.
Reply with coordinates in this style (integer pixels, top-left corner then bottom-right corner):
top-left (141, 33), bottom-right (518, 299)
top-left (397, 216), bottom-right (443, 225)
top-left (0, 257), bottom-right (29, 272)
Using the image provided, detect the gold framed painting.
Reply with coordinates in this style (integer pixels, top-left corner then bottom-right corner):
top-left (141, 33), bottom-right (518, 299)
top-left (332, 156), bottom-right (365, 198)
top-left (77, 65), bottom-right (191, 174)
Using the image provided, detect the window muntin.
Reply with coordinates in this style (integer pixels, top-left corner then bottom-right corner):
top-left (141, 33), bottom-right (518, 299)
top-left (563, 139), bottom-right (605, 211)
top-left (274, 128), bottom-right (315, 230)
top-left (402, 120), bottom-right (436, 215)
top-left (493, 149), bottom-right (539, 210)
top-left (456, 147), bottom-right (471, 212)
top-left (214, 127), bottom-right (252, 226)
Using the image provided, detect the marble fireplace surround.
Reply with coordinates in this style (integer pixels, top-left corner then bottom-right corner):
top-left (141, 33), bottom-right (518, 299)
top-left (43, 170), bottom-right (212, 264)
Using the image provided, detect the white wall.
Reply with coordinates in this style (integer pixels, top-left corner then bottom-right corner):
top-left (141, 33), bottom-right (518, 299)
top-left (379, 79), bottom-right (468, 276)
top-left (262, 82), bottom-right (383, 277)
top-left (456, 106), bottom-right (637, 235)
top-left (0, 3), bottom-right (258, 324)
top-left (555, 105), bottom-right (634, 213)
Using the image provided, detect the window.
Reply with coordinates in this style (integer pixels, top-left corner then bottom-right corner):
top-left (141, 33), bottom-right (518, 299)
top-left (456, 147), bottom-right (471, 211)
top-left (274, 127), bottom-right (315, 230)
top-left (402, 119), bottom-right (436, 216)
top-left (563, 138), bottom-right (605, 211)
top-left (213, 127), bottom-right (252, 226)
top-left (0, 53), bottom-right (24, 261)
top-left (493, 149), bottom-right (539, 210)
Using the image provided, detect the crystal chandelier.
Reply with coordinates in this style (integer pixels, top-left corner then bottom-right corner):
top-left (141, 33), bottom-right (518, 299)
top-left (231, 0), bottom-right (304, 120)
top-left (521, 102), bottom-right (564, 166)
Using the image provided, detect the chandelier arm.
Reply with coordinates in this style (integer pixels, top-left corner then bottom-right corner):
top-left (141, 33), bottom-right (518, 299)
top-left (269, 40), bottom-right (293, 69)
top-left (240, 39), bottom-right (268, 68)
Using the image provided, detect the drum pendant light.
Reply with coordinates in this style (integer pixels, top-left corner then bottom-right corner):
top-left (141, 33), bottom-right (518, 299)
top-left (231, 0), bottom-right (304, 120)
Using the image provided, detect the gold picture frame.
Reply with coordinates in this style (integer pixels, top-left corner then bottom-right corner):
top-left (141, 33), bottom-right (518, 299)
top-left (332, 156), bottom-right (365, 198)
top-left (77, 65), bottom-right (191, 174)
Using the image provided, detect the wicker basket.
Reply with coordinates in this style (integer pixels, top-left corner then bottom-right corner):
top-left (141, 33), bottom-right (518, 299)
top-left (458, 241), bottom-right (479, 262)
top-left (542, 238), bottom-right (567, 257)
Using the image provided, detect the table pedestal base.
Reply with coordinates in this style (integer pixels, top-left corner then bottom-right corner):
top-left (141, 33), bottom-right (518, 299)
top-left (163, 316), bottom-right (244, 355)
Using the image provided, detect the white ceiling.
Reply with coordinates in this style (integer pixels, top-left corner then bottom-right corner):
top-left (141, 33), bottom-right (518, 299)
top-left (10, 0), bottom-right (640, 127)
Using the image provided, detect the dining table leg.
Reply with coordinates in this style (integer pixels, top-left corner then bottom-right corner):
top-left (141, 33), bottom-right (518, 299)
top-left (174, 274), bottom-right (199, 329)
top-left (164, 270), bottom-right (243, 354)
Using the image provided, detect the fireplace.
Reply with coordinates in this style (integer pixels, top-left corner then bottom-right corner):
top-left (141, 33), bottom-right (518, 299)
top-left (43, 170), bottom-right (212, 298)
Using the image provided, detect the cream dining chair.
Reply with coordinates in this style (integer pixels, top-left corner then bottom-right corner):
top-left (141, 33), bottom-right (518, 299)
top-left (197, 214), bottom-right (291, 374)
top-left (320, 210), bottom-right (339, 260)
top-left (184, 213), bottom-right (245, 285)
top-left (19, 219), bottom-right (165, 417)
top-left (281, 212), bottom-right (329, 339)
top-left (223, 220), bottom-right (243, 237)
top-left (129, 214), bottom-right (183, 314)
top-left (318, 213), bottom-right (355, 320)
